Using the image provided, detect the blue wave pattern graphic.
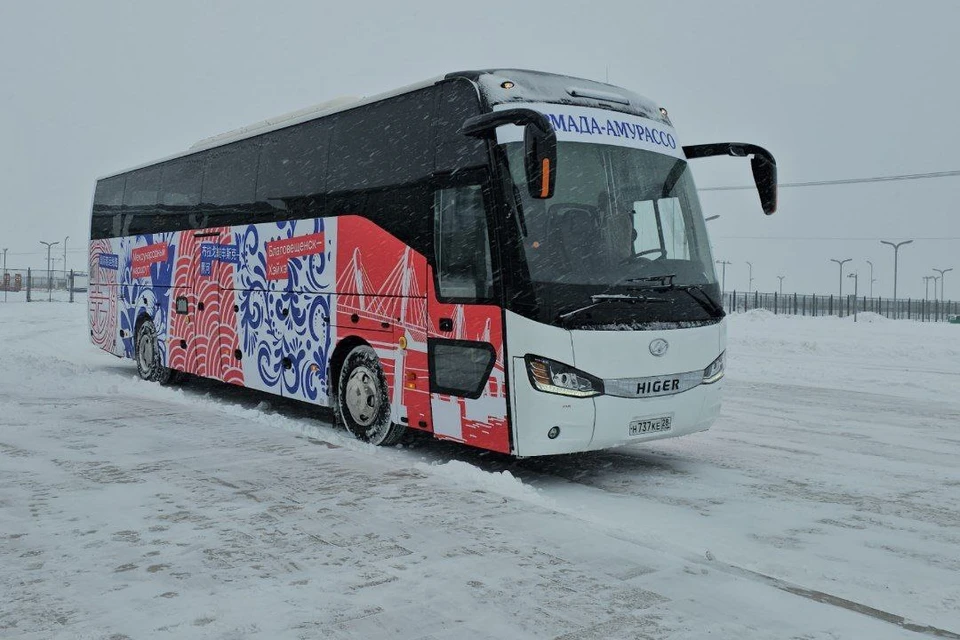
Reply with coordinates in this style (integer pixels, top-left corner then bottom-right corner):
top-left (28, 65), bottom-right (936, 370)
top-left (236, 219), bottom-right (334, 403)
top-left (118, 233), bottom-right (176, 363)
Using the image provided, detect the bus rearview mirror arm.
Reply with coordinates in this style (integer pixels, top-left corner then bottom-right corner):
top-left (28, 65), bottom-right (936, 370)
top-left (683, 143), bottom-right (778, 215)
top-left (461, 109), bottom-right (557, 200)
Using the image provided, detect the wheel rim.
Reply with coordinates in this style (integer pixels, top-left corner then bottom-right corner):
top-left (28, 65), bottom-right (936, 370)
top-left (138, 326), bottom-right (155, 375)
top-left (344, 366), bottom-right (381, 427)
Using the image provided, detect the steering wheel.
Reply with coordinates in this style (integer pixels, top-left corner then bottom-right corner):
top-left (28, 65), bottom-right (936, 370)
top-left (620, 248), bottom-right (666, 265)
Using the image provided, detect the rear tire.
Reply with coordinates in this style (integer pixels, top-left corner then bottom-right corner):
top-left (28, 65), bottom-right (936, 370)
top-left (336, 345), bottom-right (405, 446)
top-left (135, 319), bottom-right (177, 385)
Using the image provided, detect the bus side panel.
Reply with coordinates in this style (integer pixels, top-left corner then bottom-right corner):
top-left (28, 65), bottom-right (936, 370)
top-left (89, 239), bottom-right (123, 357)
top-left (334, 216), bottom-right (431, 429)
top-left (230, 218), bottom-right (337, 403)
top-left (426, 279), bottom-right (510, 455)
top-left (116, 233), bottom-right (177, 365)
top-left (215, 238), bottom-right (244, 385)
top-left (166, 228), bottom-right (229, 380)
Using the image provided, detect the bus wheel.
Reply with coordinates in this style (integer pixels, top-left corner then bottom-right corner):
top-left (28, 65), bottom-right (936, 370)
top-left (336, 345), bottom-right (405, 446)
top-left (135, 319), bottom-right (177, 385)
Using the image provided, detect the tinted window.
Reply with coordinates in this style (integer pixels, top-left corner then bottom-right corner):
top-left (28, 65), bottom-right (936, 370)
top-left (122, 166), bottom-right (161, 207)
top-left (256, 119), bottom-right (329, 220)
top-left (434, 184), bottom-right (493, 301)
top-left (158, 158), bottom-right (202, 231)
top-left (328, 87), bottom-right (437, 192)
top-left (160, 158), bottom-right (202, 207)
top-left (123, 166), bottom-right (163, 236)
top-left (435, 80), bottom-right (488, 172)
top-left (91, 175), bottom-right (125, 239)
top-left (200, 139), bottom-right (260, 228)
top-left (362, 184), bottom-right (434, 259)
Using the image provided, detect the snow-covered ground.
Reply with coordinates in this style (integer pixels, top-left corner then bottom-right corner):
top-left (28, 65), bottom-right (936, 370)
top-left (2, 300), bottom-right (959, 639)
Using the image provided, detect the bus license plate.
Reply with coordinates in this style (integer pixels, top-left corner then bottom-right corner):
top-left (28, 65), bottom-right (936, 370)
top-left (629, 415), bottom-right (672, 436)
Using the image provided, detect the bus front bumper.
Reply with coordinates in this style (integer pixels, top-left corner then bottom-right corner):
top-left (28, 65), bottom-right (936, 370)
top-left (511, 357), bottom-right (722, 456)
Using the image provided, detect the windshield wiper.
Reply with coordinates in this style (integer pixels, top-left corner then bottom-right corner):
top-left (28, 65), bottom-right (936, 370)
top-left (674, 284), bottom-right (724, 316)
top-left (557, 294), bottom-right (668, 323)
top-left (626, 282), bottom-right (723, 317)
top-left (622, 273), bottom-right (677, 286)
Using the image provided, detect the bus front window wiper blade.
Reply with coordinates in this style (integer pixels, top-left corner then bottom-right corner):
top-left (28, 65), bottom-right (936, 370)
top-left (675, 284), bottom-right (724, 316)
top-left (557, 294), bottom-right (668, 323)
top-left (628, 282), bottom-right (723, 316)
top-left (622, 273), bottom-right (677, 287)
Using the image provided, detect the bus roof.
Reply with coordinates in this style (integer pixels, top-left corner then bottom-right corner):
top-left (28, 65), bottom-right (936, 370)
top-left (97, 69), bottom-right (668, 181)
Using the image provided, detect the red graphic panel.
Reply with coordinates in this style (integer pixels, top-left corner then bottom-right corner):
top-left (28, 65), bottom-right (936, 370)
top-left (428, 274), bottom-right (510, 454)
top-left (335, 216), bottom-right (431, 428)
top-left (131, 243), bottom-right (169, 279)
top-left (167, 230), bottom-right (239, 381)
top-left (266, 232), bottom-right (325, 280)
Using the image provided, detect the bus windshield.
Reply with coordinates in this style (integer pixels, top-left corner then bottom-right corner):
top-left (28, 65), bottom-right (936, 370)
top-left (503, 141), bottom-right (720, 327)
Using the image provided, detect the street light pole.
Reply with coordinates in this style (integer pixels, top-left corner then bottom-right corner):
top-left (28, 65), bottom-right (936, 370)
top-left (777, 275), bottom-right (785, 296)
top-left (924, 276), bottom-right (933, 301)
top-left (830, 258), bottom-right (852, 298)
top-left (715, 260), bottom-right (732, 293)
top-left (39, 240), bottom-right (60, 302)
top-left (933, 268), bottom-right (953, 303)
top-left (2, 247), bottom-right (7, 303)
top-left (746, 261), bottom-right (754, 292)
top-left (880, 240), bottom-right (913, 308)
top-left (63, 236), bottom-right (69, 274)
top-left (848, 272), bottom-right (859, 322)
top-left (866, 260), bottom-right (875, 298)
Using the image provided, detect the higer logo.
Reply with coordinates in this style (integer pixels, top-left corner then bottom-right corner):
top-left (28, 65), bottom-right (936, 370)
top-left (636, 378), bottom-right (680, 395)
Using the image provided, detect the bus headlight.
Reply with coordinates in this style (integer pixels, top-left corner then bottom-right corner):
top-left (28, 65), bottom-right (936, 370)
top-left (524, 355), bottom-right (603, 398)
top-left (702, 352), bottom-right (725, 384)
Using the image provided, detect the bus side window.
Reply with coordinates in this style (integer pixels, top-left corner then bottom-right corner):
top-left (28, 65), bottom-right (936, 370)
top-left (434, 185), bottom-right (492, 302)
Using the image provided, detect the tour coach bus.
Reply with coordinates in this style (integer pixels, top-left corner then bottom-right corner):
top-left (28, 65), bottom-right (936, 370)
top-left (88, 69), bottom-right (776, 456)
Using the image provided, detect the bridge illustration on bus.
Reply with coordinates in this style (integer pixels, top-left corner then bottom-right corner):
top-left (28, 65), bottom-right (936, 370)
top-left (88, 69), bottom-right (776, 457)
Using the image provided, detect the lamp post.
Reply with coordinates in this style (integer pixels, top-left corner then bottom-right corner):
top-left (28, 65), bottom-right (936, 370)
top-left (39, 240), bottom-right (59, 302)
top-left (880, 239), bottom-right (913, 305)
top-left (924, 276), bottom-right (934, 301)
top-left (830, 258), bottom-right (852, 298)
top-left (933, 268), bottom-right (953, 303)
top-left (2, 247), bottom-right (7, 302)
top-left (63, 236), bottom-right (69, 274)
top-left (865, 260), bottom-right (875, 298)
top-left (777, 275), bottom-right (785, 296)
top-left (746, 261), bottom-right (754, 292)
top-left (715, 260), bottom-right (732, 293)
top-left (848, 272), bottom-right (859, 322)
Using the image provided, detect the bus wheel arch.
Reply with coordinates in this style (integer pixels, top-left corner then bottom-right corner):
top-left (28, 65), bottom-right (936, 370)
top-left (333, 341), bottom-right (405, 447)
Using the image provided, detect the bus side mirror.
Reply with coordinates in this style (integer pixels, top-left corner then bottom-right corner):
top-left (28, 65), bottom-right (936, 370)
top-left (523, 121), bottom-right (556, 199)
top-left (683, 143), bottom-right (778, 215)
top-left (461, 108), bottom-right (557, 199)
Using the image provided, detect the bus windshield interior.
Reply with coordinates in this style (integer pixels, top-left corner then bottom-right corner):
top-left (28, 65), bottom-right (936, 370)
top-left (503, 141), bottom-right (720, 326)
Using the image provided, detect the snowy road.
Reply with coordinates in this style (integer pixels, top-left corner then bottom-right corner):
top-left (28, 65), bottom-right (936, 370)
top-left (2, 301), bottom-right (959, 639)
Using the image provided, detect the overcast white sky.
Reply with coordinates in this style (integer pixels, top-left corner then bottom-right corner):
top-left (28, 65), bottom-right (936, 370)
top-left (2, 0), bottom-right (958, 299)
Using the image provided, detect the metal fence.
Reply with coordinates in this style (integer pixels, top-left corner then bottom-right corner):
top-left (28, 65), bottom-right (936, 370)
top-left (0, 269), bottom-right (89, 302)
top-left (723, 290), bottom-right (959, 322)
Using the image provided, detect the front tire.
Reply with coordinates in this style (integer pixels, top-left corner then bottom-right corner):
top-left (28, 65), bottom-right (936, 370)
top-left (336, 345), bottom-right (405, 446)
top-left (135, 319), bottom-right (177, 385)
